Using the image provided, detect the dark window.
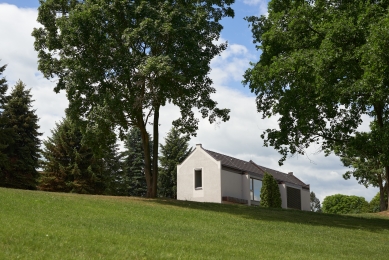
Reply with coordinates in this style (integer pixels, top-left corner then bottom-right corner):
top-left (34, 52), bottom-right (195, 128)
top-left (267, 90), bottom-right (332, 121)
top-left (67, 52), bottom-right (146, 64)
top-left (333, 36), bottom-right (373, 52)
top-left (195, 169), bottom-right (202, 189)
top-left (287, 187), bottom-right (301, 210)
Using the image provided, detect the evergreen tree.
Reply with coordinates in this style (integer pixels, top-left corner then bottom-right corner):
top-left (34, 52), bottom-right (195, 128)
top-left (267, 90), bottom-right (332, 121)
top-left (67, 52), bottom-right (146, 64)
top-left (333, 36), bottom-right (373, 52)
top-left (260, 173), bottom-right (282, 208)
top-left (121, 128), bottom-right (151, 197)
top-left (158, 128), bottom-right (192, 198)
top-left (40, 118), bottom-right (117, 194)
top-left (310, 191), bottom-right (322, 213)
top-left (0, 61), bottom-right (11, 183)
top-left (1, 80), bottom-right (41, 189)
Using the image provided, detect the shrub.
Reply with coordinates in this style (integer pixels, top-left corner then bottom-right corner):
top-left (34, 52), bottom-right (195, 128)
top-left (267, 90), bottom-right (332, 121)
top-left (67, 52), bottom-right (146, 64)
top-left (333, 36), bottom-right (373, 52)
top-left (260, 172), bottom-right (282, 208)
top-left (322, 194), bottom-right (369, 214)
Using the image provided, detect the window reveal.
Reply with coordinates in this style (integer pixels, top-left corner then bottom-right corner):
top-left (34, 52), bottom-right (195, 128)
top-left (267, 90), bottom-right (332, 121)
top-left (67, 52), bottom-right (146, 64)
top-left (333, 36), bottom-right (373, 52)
top-left (195, 169), bottom-right (202, 189)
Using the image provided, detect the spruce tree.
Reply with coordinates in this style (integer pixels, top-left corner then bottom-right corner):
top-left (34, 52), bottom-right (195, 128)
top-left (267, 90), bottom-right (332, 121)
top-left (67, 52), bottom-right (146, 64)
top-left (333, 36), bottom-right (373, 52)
top-left (158, 128), bottom-right (192, 198)
top-left (0, 62), bottom-right (11, 183)
top-left (260, 173), bottom-right (282, 208)
top-left (122, 128), bottom-right (151, 197)
top-left (40, 118), bottom-right (117, 194)
top-left (1, 80), bottom-right (41, 189)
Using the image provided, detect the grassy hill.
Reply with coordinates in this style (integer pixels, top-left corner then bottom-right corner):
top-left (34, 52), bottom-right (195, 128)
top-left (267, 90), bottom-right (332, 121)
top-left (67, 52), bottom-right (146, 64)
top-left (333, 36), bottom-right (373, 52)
top-left (1, 188), bottom-right (388, 259)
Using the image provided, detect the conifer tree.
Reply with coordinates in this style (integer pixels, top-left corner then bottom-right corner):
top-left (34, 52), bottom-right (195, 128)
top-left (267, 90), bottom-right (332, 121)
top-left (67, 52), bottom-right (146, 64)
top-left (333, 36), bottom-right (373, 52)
top-left (40, 118), bottom-right (118, 194)
top-left (121, 128), bottom-right (151, 197)
top-left (260, 173), bottom-right (282, 208)
top-left (1, 80), bottom-right (41, 189)
top-left (158, 128), bottom-right (192, 198)
top-left (0, 62), bottom-right (11, 183)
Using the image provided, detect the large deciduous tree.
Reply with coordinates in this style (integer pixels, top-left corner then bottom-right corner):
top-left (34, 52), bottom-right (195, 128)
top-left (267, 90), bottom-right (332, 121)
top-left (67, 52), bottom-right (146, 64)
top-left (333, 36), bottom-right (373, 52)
top-left (243, 0), bottom-right (389, 209)
top-left (334, 126), bottom-right (388, 211)
top-left (0, 80), bottom-right (41, 189)
top-left (158, 127), bottom-right (192, 199)
top-left (33, 0), bottom-right (233, 198)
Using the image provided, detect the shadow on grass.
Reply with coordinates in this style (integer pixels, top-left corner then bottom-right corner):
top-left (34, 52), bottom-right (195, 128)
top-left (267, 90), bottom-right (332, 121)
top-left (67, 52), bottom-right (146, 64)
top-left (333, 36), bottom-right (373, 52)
top-left (147, 198), bottom-right (389, 233)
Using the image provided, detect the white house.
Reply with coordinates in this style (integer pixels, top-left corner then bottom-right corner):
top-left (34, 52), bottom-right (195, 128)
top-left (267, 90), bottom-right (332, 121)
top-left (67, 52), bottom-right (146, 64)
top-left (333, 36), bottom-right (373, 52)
top-left (177, 144), bottom-right (310, 211)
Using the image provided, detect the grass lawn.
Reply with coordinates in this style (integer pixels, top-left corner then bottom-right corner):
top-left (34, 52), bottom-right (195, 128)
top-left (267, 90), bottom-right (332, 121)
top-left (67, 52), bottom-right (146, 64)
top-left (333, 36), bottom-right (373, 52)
top-left (1, 187), bottom-right (388, 259)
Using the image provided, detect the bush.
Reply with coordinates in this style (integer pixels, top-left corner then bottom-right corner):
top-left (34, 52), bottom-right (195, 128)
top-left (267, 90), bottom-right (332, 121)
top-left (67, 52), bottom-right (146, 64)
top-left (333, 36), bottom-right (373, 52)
top-left (322, 194), bottom-right (370, 214)
top-left (260, 172), bottom-right (282, 208)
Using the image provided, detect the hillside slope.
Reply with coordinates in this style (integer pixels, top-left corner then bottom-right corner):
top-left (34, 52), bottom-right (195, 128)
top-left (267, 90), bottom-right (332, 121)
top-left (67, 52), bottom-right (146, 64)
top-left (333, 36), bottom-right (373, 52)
top-left (0, 188), bottom-right (388, 259)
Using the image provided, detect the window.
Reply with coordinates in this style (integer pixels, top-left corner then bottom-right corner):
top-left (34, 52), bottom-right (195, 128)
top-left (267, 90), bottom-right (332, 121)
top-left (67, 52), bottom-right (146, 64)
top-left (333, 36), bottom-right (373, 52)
top-left (287, 187), bottom-right (301, 210)
top-left (195, 169), bottom-right (202, 189)
top-left (250, 178), bottom-right (262, 201)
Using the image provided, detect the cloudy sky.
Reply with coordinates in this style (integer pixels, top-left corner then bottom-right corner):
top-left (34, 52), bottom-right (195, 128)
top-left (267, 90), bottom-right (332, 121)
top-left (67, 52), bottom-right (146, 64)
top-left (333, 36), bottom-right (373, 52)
top-left (0, 0), bottom-right (378, 202)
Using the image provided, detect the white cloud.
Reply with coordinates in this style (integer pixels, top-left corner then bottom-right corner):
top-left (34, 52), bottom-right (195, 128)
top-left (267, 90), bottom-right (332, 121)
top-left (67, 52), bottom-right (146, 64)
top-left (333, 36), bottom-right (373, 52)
top-left (0, 4), bottom-right (68, 142)
top-left (0, 3), bottom-right (379, 203)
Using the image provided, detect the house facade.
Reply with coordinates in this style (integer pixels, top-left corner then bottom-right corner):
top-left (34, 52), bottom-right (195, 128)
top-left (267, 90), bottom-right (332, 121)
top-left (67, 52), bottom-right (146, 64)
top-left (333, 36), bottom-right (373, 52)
top-left (177, 144), bottom-right (310, 211)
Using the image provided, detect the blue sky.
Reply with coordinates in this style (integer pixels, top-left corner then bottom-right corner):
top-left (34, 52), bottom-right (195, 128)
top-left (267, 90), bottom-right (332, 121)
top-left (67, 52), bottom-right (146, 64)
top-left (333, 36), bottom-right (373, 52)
top-left (0, 0), bottom-right (379, 202)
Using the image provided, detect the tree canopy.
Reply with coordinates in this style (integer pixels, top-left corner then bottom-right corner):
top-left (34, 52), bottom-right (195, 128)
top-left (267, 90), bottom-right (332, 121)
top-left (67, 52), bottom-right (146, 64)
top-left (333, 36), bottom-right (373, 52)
top-left (33, 0), bottom-right (233, 197)
top-left (243, 0), bottom-right (389, 209)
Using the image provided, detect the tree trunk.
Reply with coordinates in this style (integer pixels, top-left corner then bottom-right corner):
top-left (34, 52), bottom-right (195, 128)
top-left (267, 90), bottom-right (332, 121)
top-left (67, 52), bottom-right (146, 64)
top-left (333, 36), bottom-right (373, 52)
top-left (386, 166), bottom-right (389, 211)
top-left (378, 173), bottom-right (386, 211)
top-left (137, 114), bottom-right (152, 198)
top-left (151, 105), bottom-right (160, 198)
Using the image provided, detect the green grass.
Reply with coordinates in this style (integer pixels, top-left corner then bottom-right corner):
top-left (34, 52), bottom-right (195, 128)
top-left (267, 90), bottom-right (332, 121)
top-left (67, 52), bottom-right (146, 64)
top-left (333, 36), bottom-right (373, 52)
top-left (1, 188), bottom-right (388, 259)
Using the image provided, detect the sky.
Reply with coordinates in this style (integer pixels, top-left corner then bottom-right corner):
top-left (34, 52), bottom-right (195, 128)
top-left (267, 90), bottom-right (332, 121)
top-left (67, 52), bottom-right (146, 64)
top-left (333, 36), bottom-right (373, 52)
top-left (0, 0), bottom-right (379, 202)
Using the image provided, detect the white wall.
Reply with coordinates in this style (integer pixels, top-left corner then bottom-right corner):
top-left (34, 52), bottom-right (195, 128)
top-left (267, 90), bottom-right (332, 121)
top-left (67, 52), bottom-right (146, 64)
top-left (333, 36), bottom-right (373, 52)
top-left (221, 169), bottom-right (243, 200)
top-left (177, 145), bottom-right (222, 203)
top-left (301, 188), bottom-right (310, 211)
top-left (279, 183), bottom-right (287, 209)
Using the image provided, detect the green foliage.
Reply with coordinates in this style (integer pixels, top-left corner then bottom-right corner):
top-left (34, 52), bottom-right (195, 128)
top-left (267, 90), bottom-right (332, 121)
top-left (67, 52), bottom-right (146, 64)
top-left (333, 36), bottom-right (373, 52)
top-left (0, 81), bottom-right (41, 189)
top-left (243, 0), bottom-right (389, 210)
top-left (322, 194), bottom-right (370, 214)
top-left (158, 127), bottom-right (192, 198)
top-left (243, 0), bottom-right (389, 163)
top-left (334, 124), bottom-right (388, 211)
top-left (121, 128), bottom-right (151, 197)
top-left (40, 117), bottom-right (120, 194)
top-left (370, 191), bottom-right (388, 213)
top-left (33, 0), bottom-right (234, 197)
top-left (310, 191), bottom-right (322, 213)
top-left (260, 172), bottom-right (282, 208)
top-left (0, 61), bottom-right (11, 181)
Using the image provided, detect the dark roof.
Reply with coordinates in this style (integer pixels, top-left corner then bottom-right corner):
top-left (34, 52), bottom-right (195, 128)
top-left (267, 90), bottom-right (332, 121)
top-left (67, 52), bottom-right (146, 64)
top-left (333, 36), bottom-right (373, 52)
top-left (204, 149), bottom-right (309, 189)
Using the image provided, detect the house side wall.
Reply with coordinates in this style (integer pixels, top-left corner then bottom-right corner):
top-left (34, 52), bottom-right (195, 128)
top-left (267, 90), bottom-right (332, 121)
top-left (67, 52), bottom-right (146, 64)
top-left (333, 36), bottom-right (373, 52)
top-left (281, 182), bottom-right (311, 211)
top-left (221, 169), bottom-right (244, 201)
top-left (279, 183), bottom-right (287, 209)
top-left (243, 174), bottom-right (251, 206)
top-left (177, 148), bottom-right (221, 203)
top-left (301, 188), bottom-right (310, 211)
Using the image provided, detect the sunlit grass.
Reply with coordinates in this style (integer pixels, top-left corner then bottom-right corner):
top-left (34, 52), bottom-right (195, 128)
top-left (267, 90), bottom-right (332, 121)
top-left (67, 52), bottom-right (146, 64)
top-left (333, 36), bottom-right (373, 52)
top-left (1, 187), bottom-right (388, 259)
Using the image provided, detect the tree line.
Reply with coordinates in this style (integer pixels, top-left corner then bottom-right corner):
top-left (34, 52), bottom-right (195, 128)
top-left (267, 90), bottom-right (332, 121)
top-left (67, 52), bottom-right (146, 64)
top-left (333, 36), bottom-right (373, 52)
top-left (0, 64), bottom-right (191, 197)
top-left (3, 0), bottom-right (389, 211)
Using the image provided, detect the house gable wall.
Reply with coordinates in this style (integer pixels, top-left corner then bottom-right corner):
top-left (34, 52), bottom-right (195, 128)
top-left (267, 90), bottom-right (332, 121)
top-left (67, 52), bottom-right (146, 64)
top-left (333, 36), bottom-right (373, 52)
top-left (177, 145), bottom-right (221, 203)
